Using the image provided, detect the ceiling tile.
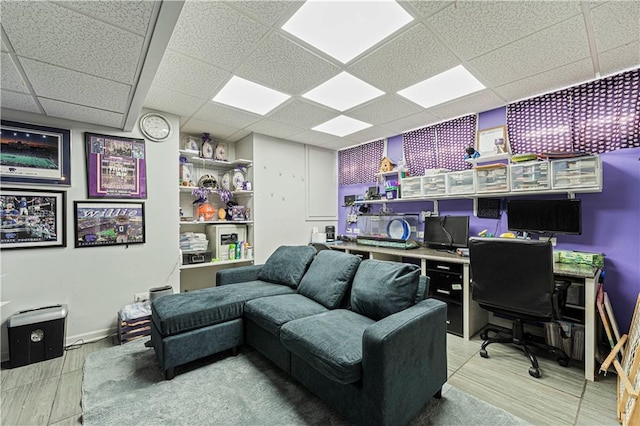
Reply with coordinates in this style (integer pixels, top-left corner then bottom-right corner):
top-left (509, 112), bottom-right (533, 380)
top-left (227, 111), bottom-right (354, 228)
top-left (267, 99), bottom-right (338, 129)
top-left (349, 24), bottom-right (459, 93)
top-left (426, 1), bottom-right (582, 60)
top-left (39, 98), bottom-right (123, 128)
top-left (321, 139), bottom-right (352, 151)
top-left (56, 0), bottom-right (155, 37)
top-left (193, 102), bottom-right (261, 129)
top-left (144, 85), bottom-right (206, 117)
top-left (0, 90), bottom-right (40, 113)
top-left (235, 33), bottom-right (340, 95)
top-left (180, 118), bottom-right (240, 140)
top-left (380, 111), bottom-right (441, 135)
top-left (1, 52), bottom-right (28, 93)
top-left (401, 1), bottom-right (453, 19)
top-left (1, 39), bottom-right (8, 52)
top-left (347, 94), bottom-right (421, 126)
top-left (245, 119), bottom-right (306, 140)
top-left (154, 49), bottom-right (230, 100)
top-left (167, 2), bottom-right (268, 72)
top-left (427, 90), bottom-right (505, 121)
top-left (469, 15), bottom-right (591, 87)
top-left (225, 129), bottom-right (252, 143)
top-left (227, 1), bottom-right (303, 26)
top-left (289, 130), bottom-right (345, 147)
top-left (21, 58), bottom-right (130, 113)
top-left (343, 126), bottom-right (397, 144)
top-left (1, 2), bottom-right (144, 84)
top-left (591, 1), bottom-right (640, 53)
top-left (493, 58), bottom-right (595, 102)
top-left (599, 42), bottom-right (640, 77)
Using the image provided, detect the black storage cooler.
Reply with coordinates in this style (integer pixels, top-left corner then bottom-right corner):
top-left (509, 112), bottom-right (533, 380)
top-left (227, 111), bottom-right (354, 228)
top-left (8, 304), bottom-right (68, 368)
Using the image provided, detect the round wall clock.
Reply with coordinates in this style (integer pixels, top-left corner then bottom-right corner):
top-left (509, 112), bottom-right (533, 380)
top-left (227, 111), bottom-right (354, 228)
top-left (232, 170), bottom-right (245, 190)
top-left (221, 172), bottom-right (231, 191)
top-left (182, 135), bottom-right (199, 151)
top-left (201, 140), bottom-right (214, 159)
top-left (140, 112), bottom-right (172, 142)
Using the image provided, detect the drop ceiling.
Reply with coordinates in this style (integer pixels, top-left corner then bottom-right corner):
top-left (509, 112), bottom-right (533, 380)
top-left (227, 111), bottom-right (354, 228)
top-left (1, 1), bottom-right (639, 151)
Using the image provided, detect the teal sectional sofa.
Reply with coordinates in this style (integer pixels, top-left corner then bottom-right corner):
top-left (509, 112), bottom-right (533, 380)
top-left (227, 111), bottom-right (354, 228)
top-left (151, 245), bottom-right (447, 426)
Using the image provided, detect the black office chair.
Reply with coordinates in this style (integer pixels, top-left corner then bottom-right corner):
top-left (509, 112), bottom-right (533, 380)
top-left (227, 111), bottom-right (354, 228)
top-left (469, 237), bottom-right (570, 378)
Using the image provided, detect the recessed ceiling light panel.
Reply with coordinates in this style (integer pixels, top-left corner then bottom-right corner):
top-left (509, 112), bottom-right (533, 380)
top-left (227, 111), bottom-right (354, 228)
top-left (312, 115), bottom-right (372, 137)
top-left (212, 76), bottom-right (290, 115)
top-left (282, 1), bottom-right (413, 64)
top-left (303, 72), bottom-right (384, 111)
top-left (397, 65), bottom-right (486, 109)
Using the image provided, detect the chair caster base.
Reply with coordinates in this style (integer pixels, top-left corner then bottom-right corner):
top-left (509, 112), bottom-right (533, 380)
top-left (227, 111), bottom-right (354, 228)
top-left (558, 358), bottom-right (570, 367)
top-left (479, 349), bottom-right (488, 358)
top-left (529, 367), bottom-right (541, 378)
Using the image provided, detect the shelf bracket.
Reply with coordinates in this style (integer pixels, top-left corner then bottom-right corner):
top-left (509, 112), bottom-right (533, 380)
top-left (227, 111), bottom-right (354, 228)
top-left (567, 192), bottom-right (576, 199)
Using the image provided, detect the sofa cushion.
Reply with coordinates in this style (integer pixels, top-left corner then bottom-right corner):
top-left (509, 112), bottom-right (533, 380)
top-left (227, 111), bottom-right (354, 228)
top-left (257, 245), bottom-right (317, 288)
top-left (297, 250), bottom-right (361, 309)
top-left (152, 281), bottom-right (295, 336)
top-left (350, 260), bottom-right (420, 320)
top-left (280, 310), bottom-right (375, 384)
top-left (245, 294), bottom-right (328, 336)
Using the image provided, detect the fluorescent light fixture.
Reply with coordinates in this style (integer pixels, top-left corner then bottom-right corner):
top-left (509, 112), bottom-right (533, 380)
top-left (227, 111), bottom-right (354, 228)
top-left (212, 76), bottom-right (290, 115)
top-left (303, 72), bottom-right (384, 111)
top-left (282, 0), bottom-right (413, 64)
top-left (397, 65), bottom-right (486, 109)
top-left (312, 115), bottom-right (372, 137)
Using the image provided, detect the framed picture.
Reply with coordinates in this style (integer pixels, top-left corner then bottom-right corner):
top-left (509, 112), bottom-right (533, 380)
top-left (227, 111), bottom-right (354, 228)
top-left (476, 126), bottom-right (510, 156)
top-left (74, 201), bottom-right (145, 248)
top-left (0, 120), bottom-right (71, 186)
top-left (85, 133), bottom-right (147, 199)
top-left (0, 188), bottom-right (66, 250)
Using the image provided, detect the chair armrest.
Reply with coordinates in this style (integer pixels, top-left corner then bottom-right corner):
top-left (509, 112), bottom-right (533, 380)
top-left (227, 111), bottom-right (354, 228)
top-left (216, 265), bottom-right (263, 286)
top-left (361, 298), bottom-right (447, 425)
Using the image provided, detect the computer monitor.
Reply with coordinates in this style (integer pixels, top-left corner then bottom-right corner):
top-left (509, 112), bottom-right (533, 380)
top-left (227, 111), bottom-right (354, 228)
top-left (507, 199), bottom-right (582, 235)
top-left (423, 215), bottom-right (470, 250)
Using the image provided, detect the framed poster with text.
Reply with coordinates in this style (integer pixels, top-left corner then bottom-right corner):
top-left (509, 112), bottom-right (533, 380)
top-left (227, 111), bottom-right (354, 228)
top-left (1, 120), bottom-right (71, 186)
top-left (74, 201), bottom-right (145, 248)
top-left (85, 133), bottom-right (147, 199)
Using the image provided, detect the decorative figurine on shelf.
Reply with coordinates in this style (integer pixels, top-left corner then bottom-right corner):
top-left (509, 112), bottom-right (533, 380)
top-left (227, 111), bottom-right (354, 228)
top-left (201, 132), bottom-right (214, 159)
top-left (379, 156), bottom-right (396, 173)
top-left (191, 186), bottom-right (216, 221)
top-left (494, 138), bottom-right (508, 154)
top-left (214, 143), bottom-right (228, 161)
top-left (464, 146), bottom-right (481, 160)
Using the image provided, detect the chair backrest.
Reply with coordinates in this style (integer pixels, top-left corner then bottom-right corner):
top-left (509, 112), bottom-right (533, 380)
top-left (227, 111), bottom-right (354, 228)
top-left (469, 237), bottom-right (556, 319)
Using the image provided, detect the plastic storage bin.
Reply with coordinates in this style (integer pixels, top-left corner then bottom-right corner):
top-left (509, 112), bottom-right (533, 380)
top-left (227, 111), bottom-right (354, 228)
top-left (8, 304), bottom-right (67, 368)
top-left (475, 165), bottom-right (510, 193)
top-left (422, 174), bottom-right (447, 197)
top-left (510, 160), bottom-right (550, 191)
top-left (446, 170), bottom-right (475, 195)
top-left (400, 177), bottom-right (423, 198)
top-left (551, 155), bottom-right (601, 190)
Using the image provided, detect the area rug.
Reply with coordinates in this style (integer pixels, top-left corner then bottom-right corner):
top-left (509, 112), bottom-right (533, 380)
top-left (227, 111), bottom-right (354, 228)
top-left (82, 340), bottom-right (529, 425)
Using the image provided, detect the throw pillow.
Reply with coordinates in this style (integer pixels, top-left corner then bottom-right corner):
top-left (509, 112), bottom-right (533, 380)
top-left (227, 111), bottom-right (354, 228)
top-left (258, 245), bottom-right (317, 288)
top-left (297, 250), bottom-right (361, 309)
top-left (350, 259), bottom-right (420, 320)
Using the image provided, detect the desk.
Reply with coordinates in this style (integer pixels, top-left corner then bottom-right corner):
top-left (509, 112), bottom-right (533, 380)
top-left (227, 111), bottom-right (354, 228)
top-left (329, 242), bottom-right (601, 381)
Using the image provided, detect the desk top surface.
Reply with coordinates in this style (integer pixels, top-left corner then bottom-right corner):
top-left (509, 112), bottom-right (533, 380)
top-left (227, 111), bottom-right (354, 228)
top-left (329, 242), bottom-right (599, 279)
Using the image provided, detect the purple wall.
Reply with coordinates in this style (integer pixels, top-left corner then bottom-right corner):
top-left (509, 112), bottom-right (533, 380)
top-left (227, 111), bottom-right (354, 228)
top-left (478, 106), bottom-right (506, 130)
top-left (336, 108), bottom-right (640, 332)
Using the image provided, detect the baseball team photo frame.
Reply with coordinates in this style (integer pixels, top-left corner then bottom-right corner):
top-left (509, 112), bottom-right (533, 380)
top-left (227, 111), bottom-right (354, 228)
top-left (74, 201), bottom-right (145, 248)
top-left (0, 188), bottom-right (67, 250)
top-left (85, 132), bottom-right (147, 199)
top-left (0, 120), bottom-right (71, 186)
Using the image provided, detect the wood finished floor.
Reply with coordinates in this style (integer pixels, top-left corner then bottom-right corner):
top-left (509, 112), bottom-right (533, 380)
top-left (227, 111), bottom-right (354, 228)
top-left (0, 334), bottom-right (618, 425)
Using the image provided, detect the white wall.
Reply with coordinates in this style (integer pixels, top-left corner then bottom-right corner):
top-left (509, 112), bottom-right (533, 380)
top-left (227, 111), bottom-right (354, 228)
top-left (252, 134), bottom-right (337, 263)
top-left (0, 108), bottom-right (179, 360)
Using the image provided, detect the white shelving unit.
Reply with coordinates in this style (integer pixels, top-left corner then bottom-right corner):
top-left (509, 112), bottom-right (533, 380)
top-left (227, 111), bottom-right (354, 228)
top-left (178, 140), bottom-right (254, 292)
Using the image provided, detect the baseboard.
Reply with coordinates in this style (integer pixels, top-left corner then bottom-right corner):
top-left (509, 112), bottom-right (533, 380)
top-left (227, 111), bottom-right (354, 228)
top-left (1, 327), bottom-right (117, 363)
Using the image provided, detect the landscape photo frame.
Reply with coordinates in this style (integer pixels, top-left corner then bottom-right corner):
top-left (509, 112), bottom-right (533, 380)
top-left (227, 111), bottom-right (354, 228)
top-left (85, 132), bottom-right (147, 199)
top-left (74, 201), bottom-right (145, 248)
top-left (0, 120), bottom-right (71, 186)
top-left (0, 188), bottom-right (66, 250)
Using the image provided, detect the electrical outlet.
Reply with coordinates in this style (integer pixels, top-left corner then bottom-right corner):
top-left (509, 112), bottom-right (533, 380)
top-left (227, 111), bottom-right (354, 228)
top-left (134, 292), bottom-right (148, 302)
top-left (353, 228), bottom-right (360, 234)
top-left (418, 231), bottom-right (424, 238)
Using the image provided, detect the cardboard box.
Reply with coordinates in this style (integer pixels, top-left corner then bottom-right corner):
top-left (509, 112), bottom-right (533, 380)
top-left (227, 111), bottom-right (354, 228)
top-left (556, 250), bottom-right (604, 268)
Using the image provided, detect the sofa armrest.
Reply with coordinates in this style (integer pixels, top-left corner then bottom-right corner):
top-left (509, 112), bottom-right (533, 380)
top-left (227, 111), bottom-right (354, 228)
top-left (216, 265), bottom-right (263, 286)
top-left (361, 298), bottom-right (447, 426)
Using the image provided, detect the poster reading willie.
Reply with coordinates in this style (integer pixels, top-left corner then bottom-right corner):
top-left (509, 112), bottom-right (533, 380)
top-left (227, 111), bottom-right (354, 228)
top-left (74, 202), bottom-right (145, 248)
